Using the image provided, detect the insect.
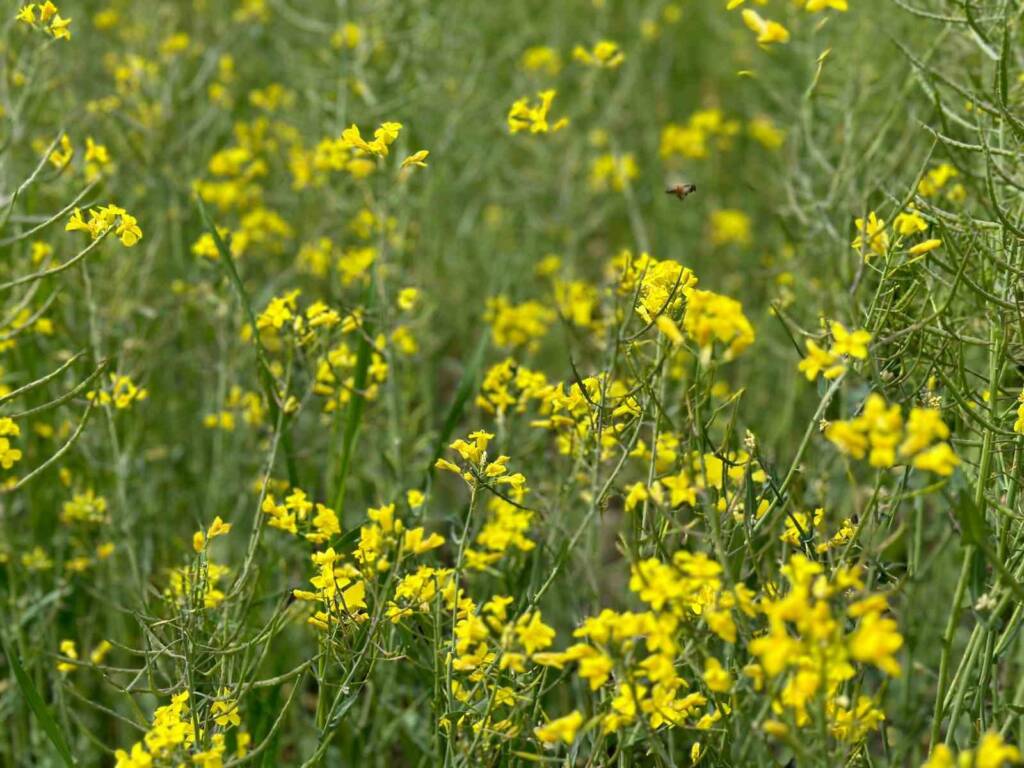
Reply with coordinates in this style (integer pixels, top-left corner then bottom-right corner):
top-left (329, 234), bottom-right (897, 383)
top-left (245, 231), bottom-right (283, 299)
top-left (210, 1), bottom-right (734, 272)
top-left (666, 183), bottom-right (697, 201)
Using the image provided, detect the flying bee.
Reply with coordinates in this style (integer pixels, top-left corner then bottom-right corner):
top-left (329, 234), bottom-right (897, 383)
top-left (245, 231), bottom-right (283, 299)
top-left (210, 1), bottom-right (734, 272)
top-left (666, 183), bottom-right (697, 201)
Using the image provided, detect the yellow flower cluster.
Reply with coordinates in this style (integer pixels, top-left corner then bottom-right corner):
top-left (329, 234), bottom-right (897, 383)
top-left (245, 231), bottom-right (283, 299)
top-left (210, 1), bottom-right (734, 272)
top-left (114, 691), bottom-right (194, 767)
top-left (354, 502), bottom-right (445, 573)
top-left (918, 162), bottom-right (966, 202)
top-left (60, 489), bottom-right (108, 525)
top-left (589, 152), bottom-right (638, 192)
top-left (660, 108), bottom-right (741, 160)
top-left (87, 374), bottom-right (149, 409)
top-left (0, 418), bottom-right (22, 471)
top-left (709, 208), bottom-right (752, 246)
top-left (922, 733), bottom-right (1020, 768)
top-left (262, 488), bottom-right (340, 544)
top-left (289, 499), bottom-right (444, 631)
top-left (525, 548), bottom-right (896, 749)
top-left (203, 386), bottom-right (265, 431)
top-left (192, 515), bottom-right (232, 552)
top-left (855, 209), bottom-right (944, 261)
top-left (436, 430), bottom-right (527, 492)
top-left (313, 333), bottom-right (390, 412)
top-left (464, 494), bottom-right (535, 570)
top-left (750, 556), bottom-right (895, 738)
top-left (825, 393), bottom-right (960, 475)
top-left (507, 90), bottom-right (569, 134)
top-left (293, 547), bottom-right (367, 631)
top-left (15, 2), bottom-right (70, 40)
top-left (66, 204), bottom-right (143, 247)
top-left (484, 296), bottom-right (555, 350)
top-left (113, 689), bottom-right (243, 768)
top-left (798, 321), bottom-right (872, 381)
top-left (684, 288), bottom-right (756, 361)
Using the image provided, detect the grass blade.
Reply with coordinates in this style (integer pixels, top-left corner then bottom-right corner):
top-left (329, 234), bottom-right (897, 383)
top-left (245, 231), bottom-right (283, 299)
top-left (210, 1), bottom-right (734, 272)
top-left (1, 632), bottom-right (77, 766)
top-left (428, 331), bottom-right (488, 474)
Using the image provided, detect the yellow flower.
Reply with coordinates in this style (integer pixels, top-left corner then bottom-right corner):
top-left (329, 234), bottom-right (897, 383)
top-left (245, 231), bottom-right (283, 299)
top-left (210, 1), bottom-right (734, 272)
top-left (90, 640), bottom-right (112, 665)
top-left (974, 732), bottom-right (1021, 768)
top-left (624, 482), bottom-right (648, 512)
top-left (49, 135), bottom-right (74, 168)
top-left (830, 321), bottom-right (871, 359)
top-left (908, 238), bottom-right (942, 256)
top-left (515, 611), bottom-right (555, 654)
top-left (798, 339), bottom-right (844, 381)
top-left (910, 442), bottom-right (959, 476)
top-left (656, 315), bottom-right (685, 345)
top-left (332, 21), bottom-right (361, 49)
top-left (521, 46), bottom-right (562, 75)
top-left (341, 121), bottom-right (403, 158)
top-left (918, 163), bottom-right (958, 197)
top-left (397, 287), bottom-right (420, 311)
top-left (852, 212), bottom-right (889, 258)
top-left (193, 516), bottom-right (232, 552)
top-left (683, 289), bottom-right (756, 361)
top-left (709, 209), bottom-right (752, 246)
top-left (925, 733), bottom-right (1022, 768)
top-left (703, 657), bottom-right (733, 693)
top-left (893, 210), bottom-right (928, 236)
top-left (507, 90), bottom-right (569, 134)
top-left (741, 10), bottom-right (790, 45)
top-left (849, 611), bottom-right (903, 676)
top-left (762, 719), bottom-right (789, 737)
top-left (589, 153), bottom-right (638, 192)
top-left (748, 115), bottom-right (785, 149)
top-left (56, 639), bottom-right (78, 673)
top-left (805, 0), bottom-right (847, 10)
top-left (66, 204), bottom-right (142, 246)
top-left (211, 689), bottom-right (241, 728)
top-left (401, 150), bottom-right (429, 169)
top-left (534, 710), bottom-right (583, 745)
top-left (573, 40), bottom-right (625, 68)
top-left (0, 434), bottom-right (22, 470)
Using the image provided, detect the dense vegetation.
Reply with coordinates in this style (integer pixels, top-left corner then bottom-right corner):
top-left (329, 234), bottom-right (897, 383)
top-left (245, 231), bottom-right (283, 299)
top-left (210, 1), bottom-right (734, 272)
top-left (2, 1), bottom-right (1024, 766)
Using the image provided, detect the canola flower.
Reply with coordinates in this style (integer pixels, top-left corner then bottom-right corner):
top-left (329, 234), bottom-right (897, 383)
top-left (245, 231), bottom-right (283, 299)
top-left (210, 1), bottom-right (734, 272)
top-left (66, 204), bottom-right (143, 247)
top-left (15, 2), bottom-right (71, 40)
top-left (521, 46), bottom-right (563, 75)
top-left (740, 10), bottom-right (790, 46)
top-left (852, 211), bottom-right (889, 258)
top-left (507, 90), bottom-right (569, 134)
top-left (572, 40), bottom-right (625, 68)
top-left (825, 394), bottom-right (959, 476)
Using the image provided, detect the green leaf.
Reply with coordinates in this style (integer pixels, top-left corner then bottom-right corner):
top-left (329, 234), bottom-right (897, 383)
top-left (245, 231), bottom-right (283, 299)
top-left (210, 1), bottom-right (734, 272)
top-left (428, 331), bottom-right (488, 474)
top-left (0, 632), bottom-right (76, 767)
top-left (955, 490), bottom-right (989, 547)
top-left (333, 277), bottom-right (376, 517)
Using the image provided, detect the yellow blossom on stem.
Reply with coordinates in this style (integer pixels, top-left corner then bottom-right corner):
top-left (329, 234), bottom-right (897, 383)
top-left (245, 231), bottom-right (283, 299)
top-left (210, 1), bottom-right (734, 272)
top-left (534, 710), bottom-right (584, 745)
top-left (741, 10), bottom-right (790, 45)
top-left (572, 40), bottom-right (625, 68)
top-left (830, 322), bottom-right (871, 359)
top-left (400, 150), bottom-right (429, 169)
top-left (798, 339), bottom-right (845, 381)
top-left (852, 212), bottom-right (889, 258)
top-left (507, 90), bottom-right (569, 134)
